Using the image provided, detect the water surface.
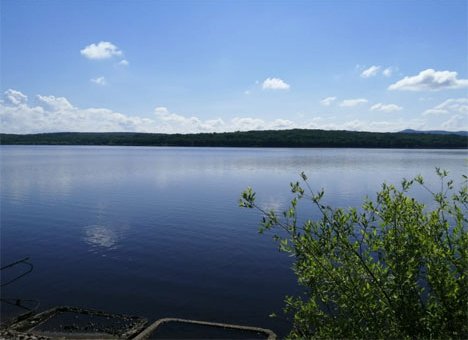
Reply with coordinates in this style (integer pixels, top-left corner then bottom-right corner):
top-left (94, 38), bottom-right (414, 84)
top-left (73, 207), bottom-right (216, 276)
top-left (1, 146), bottom-right (466, 335)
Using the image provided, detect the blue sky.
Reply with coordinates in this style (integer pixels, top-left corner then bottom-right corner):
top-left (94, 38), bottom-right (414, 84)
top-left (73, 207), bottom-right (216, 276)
top-left (1, 0), bottom-right (467, 133)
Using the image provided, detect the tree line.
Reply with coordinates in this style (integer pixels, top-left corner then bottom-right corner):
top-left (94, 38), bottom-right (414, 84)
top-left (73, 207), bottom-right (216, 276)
top-left (1, 129), bottom-right (467, 148)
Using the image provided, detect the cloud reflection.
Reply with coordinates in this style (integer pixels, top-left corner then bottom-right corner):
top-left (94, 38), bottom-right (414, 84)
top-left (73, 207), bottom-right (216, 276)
top-left (84, 225), bottom-right (118, 249)
top-left (259, 197), bottom-right (286, 212)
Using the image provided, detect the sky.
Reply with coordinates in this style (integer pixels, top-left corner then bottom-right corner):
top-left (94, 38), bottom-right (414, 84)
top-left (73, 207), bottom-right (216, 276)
top-left (1, 0), bottom-right (467, 134)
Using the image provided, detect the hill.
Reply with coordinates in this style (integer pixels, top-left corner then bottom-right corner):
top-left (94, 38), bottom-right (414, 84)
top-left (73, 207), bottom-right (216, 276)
top-left (399, 129), bottom-right (468, 136)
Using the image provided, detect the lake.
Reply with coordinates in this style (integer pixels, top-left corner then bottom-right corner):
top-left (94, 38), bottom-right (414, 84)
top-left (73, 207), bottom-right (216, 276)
top-left (0, 146), bottom-right (466, 336)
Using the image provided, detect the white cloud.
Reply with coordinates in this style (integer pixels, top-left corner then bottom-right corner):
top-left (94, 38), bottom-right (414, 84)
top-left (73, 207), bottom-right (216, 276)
top-left (80, 41), bottom-right (123, 60)
top-left (37, 95), bottom-right (74, 111)
top-left (231, 117), bottom-right (267, 130)
top-left (2, 89), bottom-right (460, 134)
top-left (304, 117), bottom-right (426, 132)
top-left (154, 107), bottom-right (208, 128)
top-left (155, 107), bottom-right (295, 133)
top-left (370, 103), bottom-right (403, 113)
top-left (1, 90), bottom-right (155, 134)
top-left (421, 98), bottom-right (468, 130)
top-left (262, 77), bottom-right (290, 90)
top-left (422, 98), bottom-right (468, 116)
top-left (270, 119), bottom-right (296, 129)
top-left (360, 65), bottom-right (381, 78)
top-left (320, 96), bottom-right (337, 106)
top-left (382, 67), bottom-right (393, 77)
top-left (117, 59), bottom-right (129, 66)
top-left (339, 98), bottom-right (368, 107)
top-left (91, 76), bottom-right (107, 86)
top-left (442, 115), bottom-right (468, 130)
top-left (388, 69), bottom-right (468, 91)
top-left (154, 107), bottom-right (169, 115)
top-left (0, 90), bottom-right (300, 134)
top-left (4, 89), bottom-right (28, 105)
top-left (359, 65), bottom-right (397, 78)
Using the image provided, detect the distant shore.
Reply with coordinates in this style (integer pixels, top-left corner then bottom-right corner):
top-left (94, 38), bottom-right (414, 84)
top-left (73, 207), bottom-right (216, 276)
top-left (1, 129), bottom-right (467, 148)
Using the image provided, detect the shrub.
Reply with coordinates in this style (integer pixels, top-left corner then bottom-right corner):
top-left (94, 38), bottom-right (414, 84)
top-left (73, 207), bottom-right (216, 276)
top-left (240, 169), bottom-right (467, 338)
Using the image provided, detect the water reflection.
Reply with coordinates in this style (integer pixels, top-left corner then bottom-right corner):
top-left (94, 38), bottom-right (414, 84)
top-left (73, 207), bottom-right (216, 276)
top-left (259, 197), bottom-right (287, 212)
top-left (83, 225), bottom-right (118, 250)
top-left (2, 147), bottom-right (465, 202)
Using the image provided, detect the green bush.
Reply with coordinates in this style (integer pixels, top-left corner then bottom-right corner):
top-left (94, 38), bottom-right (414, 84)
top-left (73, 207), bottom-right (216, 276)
top-left (240, 169), bottom-right (467, 339)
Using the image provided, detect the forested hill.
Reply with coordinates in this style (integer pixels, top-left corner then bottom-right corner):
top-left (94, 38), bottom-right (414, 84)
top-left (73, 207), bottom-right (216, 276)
top-left (1, 129), bottom-right (467, 148)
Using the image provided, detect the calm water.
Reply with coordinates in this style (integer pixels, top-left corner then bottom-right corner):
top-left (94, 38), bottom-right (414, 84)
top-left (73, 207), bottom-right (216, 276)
top-left (1, 146), bottom-right (466, 335)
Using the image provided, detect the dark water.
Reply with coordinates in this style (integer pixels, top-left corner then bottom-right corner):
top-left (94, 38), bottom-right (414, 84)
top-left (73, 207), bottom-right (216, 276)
top-left (1, 146), bottom-right (466, 336)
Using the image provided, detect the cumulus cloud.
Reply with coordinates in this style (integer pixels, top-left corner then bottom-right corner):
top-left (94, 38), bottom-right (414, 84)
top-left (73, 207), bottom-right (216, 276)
top-left (91, 76), bottom-right (107, 86)
top-left (37, 95), bottom-right (74, 111)
top-left (339, 98), bottom-right (368, 107)
top-left (4, 89), bottom-right (28, 105)
top-left (262, 77), bottom-right (290, 90)
top-left (1, 90), bottom-right (155, 134)
top-left (154, 106), bottom-right (218, 131)
top-left (80, 41), bottom-right (123, 60)
top-left (0, 90), bottom-right (298, 134)
top-left (370, 103), bottom-right (403, 113)
top-left (422, 98), bottom-right (468, 116)
top-left (388, 69), bottom-right (468, 91)
top-left (320, 96), bottom-right (337, 106)
top-left (154, 107), bottom-right (295, 133)
top-left (360, 65), bottom-right (381, 78)
top-left (117, 59), bottom-right (129, 66)
top-left (2, 89), bottom-right (455, 134)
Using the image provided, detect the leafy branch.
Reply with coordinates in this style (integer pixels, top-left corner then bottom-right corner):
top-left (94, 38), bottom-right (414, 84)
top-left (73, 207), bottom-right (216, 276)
top-left (240, 170), bottom-right (468, 339)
